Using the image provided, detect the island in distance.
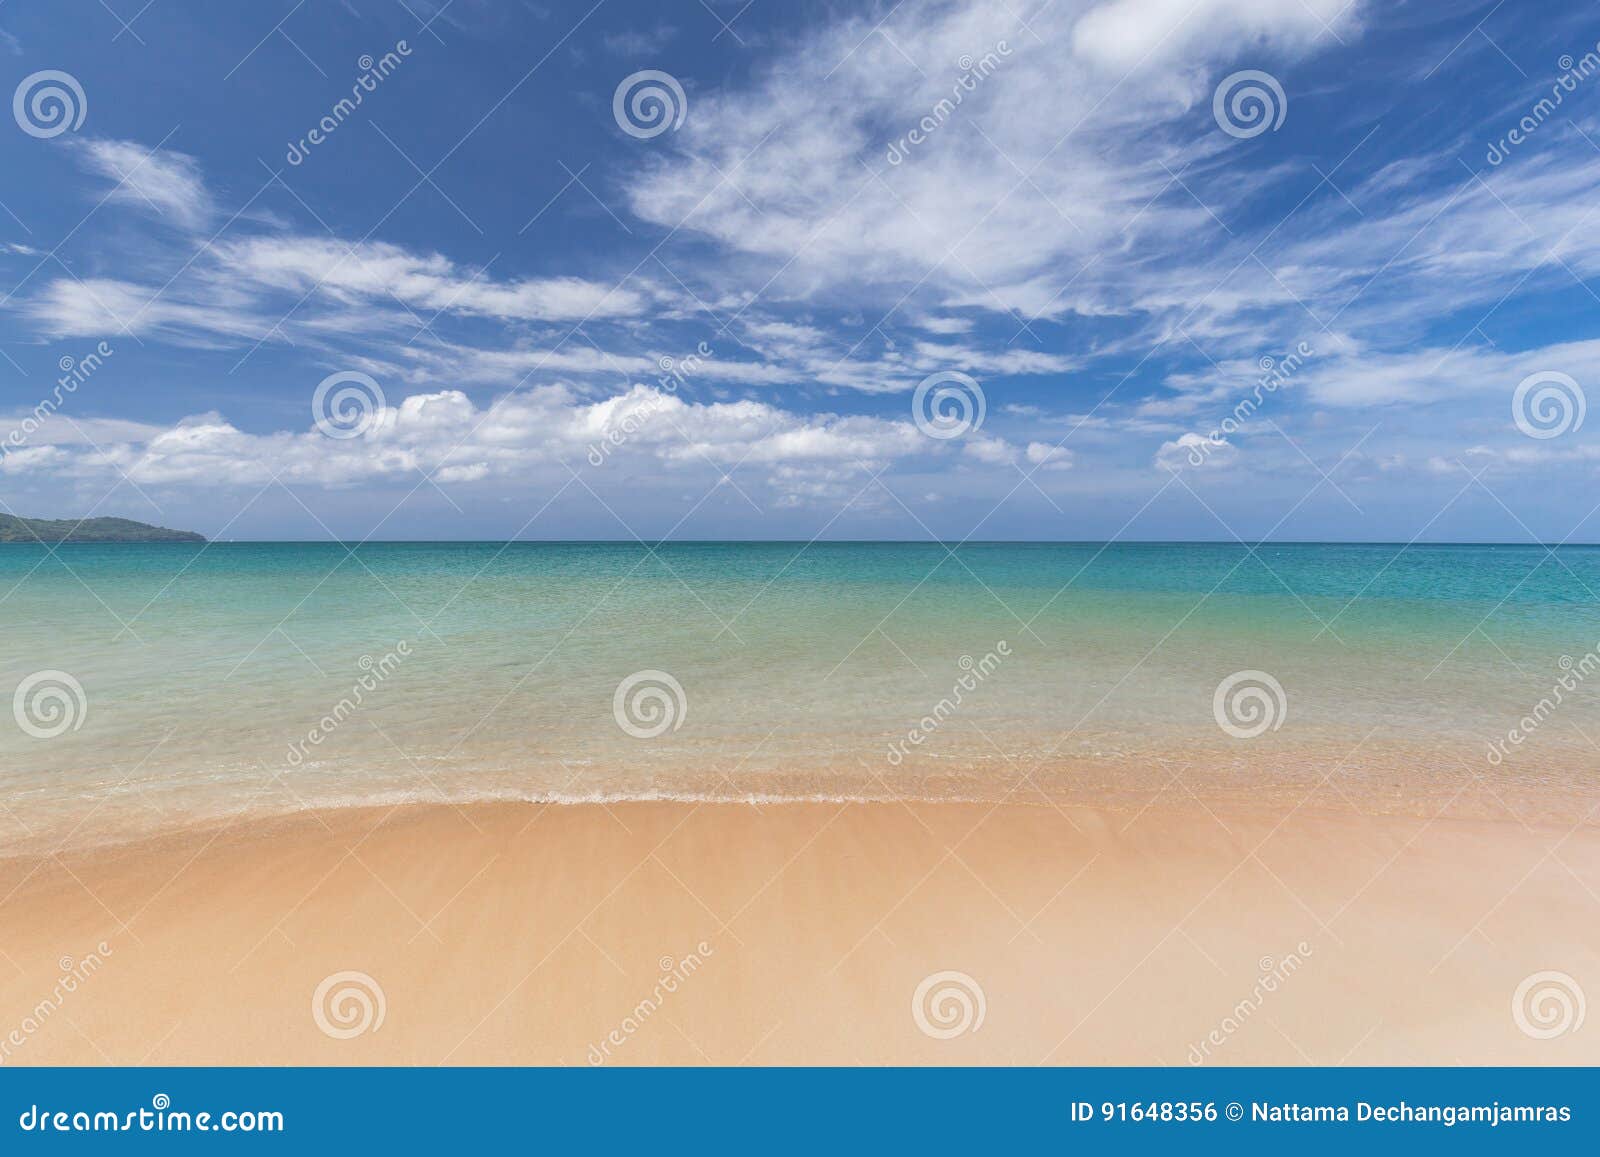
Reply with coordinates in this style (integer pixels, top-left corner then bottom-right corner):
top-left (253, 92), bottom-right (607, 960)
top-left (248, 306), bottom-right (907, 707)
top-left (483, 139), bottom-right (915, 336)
top-left (0, 514), bottom-right (206, 543)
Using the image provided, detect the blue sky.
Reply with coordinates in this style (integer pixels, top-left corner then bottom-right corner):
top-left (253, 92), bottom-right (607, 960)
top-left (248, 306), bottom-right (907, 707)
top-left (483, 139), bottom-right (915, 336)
top-left (1, 0), bottom-right (1598, 541)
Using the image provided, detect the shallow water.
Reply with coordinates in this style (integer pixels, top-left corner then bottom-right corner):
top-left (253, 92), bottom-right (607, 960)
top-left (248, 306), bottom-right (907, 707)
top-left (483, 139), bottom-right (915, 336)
top-left (2, 541), bottom-right (1597, 851)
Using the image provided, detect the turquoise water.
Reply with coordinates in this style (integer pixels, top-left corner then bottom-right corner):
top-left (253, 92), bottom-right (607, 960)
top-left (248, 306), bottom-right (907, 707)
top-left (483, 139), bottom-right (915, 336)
top-left (2, 542), bottom-right (1597, 851)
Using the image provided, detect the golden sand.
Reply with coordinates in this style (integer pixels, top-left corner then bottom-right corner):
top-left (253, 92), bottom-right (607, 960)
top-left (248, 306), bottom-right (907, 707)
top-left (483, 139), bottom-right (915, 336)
top-left (0, 798), bottom-right (1596, 1065)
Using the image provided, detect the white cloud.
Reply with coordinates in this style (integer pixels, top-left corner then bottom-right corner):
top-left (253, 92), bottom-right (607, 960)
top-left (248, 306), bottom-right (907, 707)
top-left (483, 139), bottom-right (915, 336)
top-left (624, 0), bottom-right (1367, 325)
top-left (0, 383), bottom-right (948, 498)
top-left (962, 433), bottom-right (1019, 464)
top-left (73, 138), bottom-right (213, 230)
top-left (1025, 441), bottom-right (1074, 470)
top-left (0, 413), bottom-right (166, 447)
top-left (218, 236), bottom-right (650, 322)
top-left (909, 315), bottom-right (975, 335)
top-left (1071, 0), bottom-right (1359, 71)
top-left (1293, 338), bottom-right (1600, 409)
top-left (13, 1), bottom-right (1598, 534)
top-left (24, 276), bottom-right (269, 342)
top-left (1155, 431), bottom-right (1237, 471)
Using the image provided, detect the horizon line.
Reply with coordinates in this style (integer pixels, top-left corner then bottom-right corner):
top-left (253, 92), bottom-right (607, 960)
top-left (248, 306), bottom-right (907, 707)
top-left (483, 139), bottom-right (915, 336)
top-left (24, 538), bottom-right (1600, 548)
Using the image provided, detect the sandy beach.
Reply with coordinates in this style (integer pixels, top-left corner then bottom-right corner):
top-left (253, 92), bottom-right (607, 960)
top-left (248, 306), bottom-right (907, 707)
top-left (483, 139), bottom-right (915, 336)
top-left (1, 795), bottom-right (1595, 1066)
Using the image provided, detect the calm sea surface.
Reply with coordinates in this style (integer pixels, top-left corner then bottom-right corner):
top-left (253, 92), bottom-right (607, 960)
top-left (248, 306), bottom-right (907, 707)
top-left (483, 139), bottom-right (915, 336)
top-left (2, 542), bottom-right (1597, 851)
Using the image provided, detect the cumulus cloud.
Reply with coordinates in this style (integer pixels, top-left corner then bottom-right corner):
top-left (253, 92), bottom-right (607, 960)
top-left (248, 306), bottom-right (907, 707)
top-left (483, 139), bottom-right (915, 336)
top-left (1156, 431), bottom-right (1238, 471)
top-left (9, 0), bottom-right (1600, 535)
top-left (0, 383), bottom-right (948, 498)
top-left (962, 433), bottom-right (1020, 464)
top-left (1025, 441), bottom-right (1074, 470)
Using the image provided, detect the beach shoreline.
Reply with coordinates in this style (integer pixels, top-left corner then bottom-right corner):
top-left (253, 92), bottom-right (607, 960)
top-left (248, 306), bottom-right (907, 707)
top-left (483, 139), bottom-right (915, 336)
top-left (1, 795), bottom-right (1595, 1066)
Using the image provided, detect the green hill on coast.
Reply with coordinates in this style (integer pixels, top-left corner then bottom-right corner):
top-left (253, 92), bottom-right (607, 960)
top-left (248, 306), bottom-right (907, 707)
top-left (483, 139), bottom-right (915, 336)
top-left (0, 514), bottom-right (205, 543)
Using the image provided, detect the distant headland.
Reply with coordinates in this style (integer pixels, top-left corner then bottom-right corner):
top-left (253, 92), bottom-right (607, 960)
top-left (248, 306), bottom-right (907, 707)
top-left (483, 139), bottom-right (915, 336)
top-left (0, 515), bottom-right (205, 544)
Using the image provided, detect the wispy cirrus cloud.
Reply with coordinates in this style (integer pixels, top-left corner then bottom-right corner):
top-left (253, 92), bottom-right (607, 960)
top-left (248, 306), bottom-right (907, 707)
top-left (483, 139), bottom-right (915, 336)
top-left (4, 0), bottom-right (1598, 542)
top-left (72, 138), bottom-right (215, 231)
top-left (214, 235), bottom-right (655, 322)
top-left (623, 0), bottom-right (1363, 326)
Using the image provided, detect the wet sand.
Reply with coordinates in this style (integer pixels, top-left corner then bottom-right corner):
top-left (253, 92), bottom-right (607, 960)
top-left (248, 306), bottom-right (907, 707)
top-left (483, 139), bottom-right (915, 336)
top-left (0, 797), bottom-right (1596, 1065)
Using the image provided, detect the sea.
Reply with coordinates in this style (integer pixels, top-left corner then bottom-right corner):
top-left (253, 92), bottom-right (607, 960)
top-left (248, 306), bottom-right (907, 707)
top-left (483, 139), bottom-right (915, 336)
top-left (2, 541), bottom-right (1597, 853)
